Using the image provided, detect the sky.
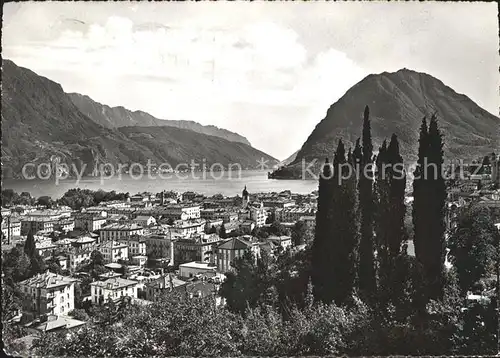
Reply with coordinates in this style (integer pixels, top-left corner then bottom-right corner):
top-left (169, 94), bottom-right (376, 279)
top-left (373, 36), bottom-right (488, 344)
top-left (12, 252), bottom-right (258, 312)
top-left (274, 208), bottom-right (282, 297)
top-left (2, 1), bottom-right (498, 160)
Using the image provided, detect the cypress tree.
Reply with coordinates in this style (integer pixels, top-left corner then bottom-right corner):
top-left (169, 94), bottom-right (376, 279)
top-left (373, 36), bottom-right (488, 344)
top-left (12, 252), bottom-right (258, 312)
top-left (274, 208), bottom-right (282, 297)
top-left (330, 139), bottom-right (360, 306)
top-left (219, 224), bottom-right (227, 239)
top-left (374, 140), bottom-right (390, 303)
top-left (312, 158), bottom-right (332, 303)
top-left (413, 117), bottom-right (429, 259)
top-left (413, 115), bottom-right (446, 301)
top-left (358, 106), bottom-right (376, 301)
top-left (24, 230), bottom-right (36, 259)
top-left (387, 134), bottom-right (406, 258)
top-left (377, 134), bottom-right (408, 311)
top-left (426, 114), bottom-right (446, 300)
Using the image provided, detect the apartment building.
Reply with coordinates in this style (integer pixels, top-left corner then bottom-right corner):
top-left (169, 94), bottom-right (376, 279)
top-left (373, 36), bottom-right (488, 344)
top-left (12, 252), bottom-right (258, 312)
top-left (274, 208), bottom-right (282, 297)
top-left (143, 233), bottom-right (175, 261)
top-left (276, 207), bottom-right (316, 223)
top-left (170, 219), bottom-right (206, 237)
top-left (19, 271), bottom-right (77, 320)
top-left (1, 217), bottom-right (21, 239)
top-left (90, 277), bottom-right (138, 305)
top-left (99, 241), bottom-right (129, 263)
top-left (120, 235), bottom-right (147, 257)
top-left (174, 233), bottom-right (222, 266)
top-left (99, 223), bottom-right (144, 242)
top-left (74, 213), bottom-right (107, 232)
top-left (160, 204), bottom-right (201, 221)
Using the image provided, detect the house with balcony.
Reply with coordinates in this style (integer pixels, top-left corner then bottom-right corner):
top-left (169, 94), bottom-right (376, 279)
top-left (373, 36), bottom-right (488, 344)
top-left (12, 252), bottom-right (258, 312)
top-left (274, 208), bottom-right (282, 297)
top-left (170, 219), bottom-right (206, 237)
top-left (98, 241), bottom-right (129, 263)
top-left (143, 233), bottom-right (175, 262)
top-left (19, 271), bottom-right (77, 321)
top-left (90, 277), bottom-right (138, 305)
top-left (99, 223), bottom-right (144, 243)
top-left (174, 233), bottom-right (222, 266)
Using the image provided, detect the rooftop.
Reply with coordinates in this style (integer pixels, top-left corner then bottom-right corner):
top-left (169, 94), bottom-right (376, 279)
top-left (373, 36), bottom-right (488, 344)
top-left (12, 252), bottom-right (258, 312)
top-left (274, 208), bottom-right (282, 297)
top-left (35, 315), bottom-right (86, 332)
top-left (100, 223), bottom-right (143, 231)
top-left (217, 237), bottom-right (253, 250)
top-left (179, 261), bottom-right (217, 270)
top-left (91, 277), bottom-right (138, 290)
top-left (20, 271), bottom-right (76, 289)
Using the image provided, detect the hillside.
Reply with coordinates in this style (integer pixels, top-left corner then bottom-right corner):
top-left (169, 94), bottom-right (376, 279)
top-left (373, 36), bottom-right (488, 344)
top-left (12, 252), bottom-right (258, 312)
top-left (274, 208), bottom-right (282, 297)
top-left (275, 68), bottom-right (499, 178)
top-left (1, 60), bottom-right (277, 179)
top-left (68, 93), bottom-right (251, 146)
top-left (279, 150), bottom-right (299, 167)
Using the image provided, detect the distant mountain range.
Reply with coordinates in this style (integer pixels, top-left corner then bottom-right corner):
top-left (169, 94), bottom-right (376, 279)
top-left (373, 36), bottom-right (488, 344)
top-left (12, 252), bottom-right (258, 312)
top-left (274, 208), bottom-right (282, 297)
top-left (68, 93), bottom-right (251, 146)
top-left (272, 68), bottom-right (500, 179)
top-left (1, 60), bottom-right (277, 179)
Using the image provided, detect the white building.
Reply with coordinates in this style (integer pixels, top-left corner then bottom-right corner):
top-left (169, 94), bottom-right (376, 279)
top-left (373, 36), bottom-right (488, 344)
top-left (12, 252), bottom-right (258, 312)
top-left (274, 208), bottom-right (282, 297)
top-left (179, 261), bottom-right (217, 279)
top-left (249, 205), bottom-right (267, 227)
top-left (19, 271), bottom-right (77, 320)
top-left (160, 204), bottom-right (201, 221)
top-left (267, 235), bottom-right (293, 250)
top-left (90, 277), bottom-right (138, 305)
top-left (99, 241), bottom-right (129, 263)
top-left (74, 213), bottom-right (107, 232)
top-left (1, 218), bottom-right (21, 239)
top-left (133, 215), bottom-right (157, 227)
top-left (99, 223), bottom-right (144, 242)
top-left (170, 219), bottom-right (206, 237)
top-left (120, 236), bottom-right (147, 257)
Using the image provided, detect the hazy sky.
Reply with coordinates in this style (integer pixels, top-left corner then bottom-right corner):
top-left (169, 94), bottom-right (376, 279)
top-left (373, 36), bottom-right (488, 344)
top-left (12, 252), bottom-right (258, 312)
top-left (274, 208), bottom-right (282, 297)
top-left (3, 1), bottom-right (498, 160)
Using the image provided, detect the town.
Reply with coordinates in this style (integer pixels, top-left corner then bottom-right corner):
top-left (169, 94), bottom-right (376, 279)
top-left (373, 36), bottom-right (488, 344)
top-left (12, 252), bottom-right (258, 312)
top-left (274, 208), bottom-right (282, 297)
top-left (2, 2), bottom-right (499, 356)
top-left (1, 186), bottom-right (317, 337)
top-left (2, 152), bottom-right (500, 352)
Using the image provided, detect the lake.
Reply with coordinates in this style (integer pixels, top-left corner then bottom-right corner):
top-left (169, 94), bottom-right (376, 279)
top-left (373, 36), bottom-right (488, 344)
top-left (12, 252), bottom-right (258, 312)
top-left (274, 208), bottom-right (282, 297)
top-left (2, 170), bottom-right (319, 199)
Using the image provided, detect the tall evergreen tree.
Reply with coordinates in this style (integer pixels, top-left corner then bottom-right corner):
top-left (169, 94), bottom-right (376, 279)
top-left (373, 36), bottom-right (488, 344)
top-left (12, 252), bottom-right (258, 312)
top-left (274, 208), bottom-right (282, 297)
top-left (426, 114), bottom-right (446, 300)
top-left (386, 134), bottom-right (406, 258)
top-left (358, 106), bottom-right (376, 301)
top-left (219, 224), bottom-right (227, 239)
top-left (413, 115), bottom-right (446, 301)
top-left (312, 158), bottom-right (333, 303)
top-left (331, 139), bottom-right (360, 305)
top-left (374, 140), bottom-right (389, 302)
top-left (376, 134), bottom-right (408, 311)
top-left (24, 230), bottom-right (36, 259)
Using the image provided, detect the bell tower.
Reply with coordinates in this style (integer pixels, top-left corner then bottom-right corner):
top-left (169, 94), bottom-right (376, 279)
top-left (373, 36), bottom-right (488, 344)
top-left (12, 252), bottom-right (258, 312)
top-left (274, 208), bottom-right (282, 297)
top-left (242, 186), bottom-right (249, 208)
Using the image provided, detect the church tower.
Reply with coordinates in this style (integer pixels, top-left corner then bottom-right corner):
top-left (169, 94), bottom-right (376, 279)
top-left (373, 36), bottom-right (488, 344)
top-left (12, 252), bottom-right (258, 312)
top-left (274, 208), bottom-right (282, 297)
top-left (242, 186), bottom-right (249, 208)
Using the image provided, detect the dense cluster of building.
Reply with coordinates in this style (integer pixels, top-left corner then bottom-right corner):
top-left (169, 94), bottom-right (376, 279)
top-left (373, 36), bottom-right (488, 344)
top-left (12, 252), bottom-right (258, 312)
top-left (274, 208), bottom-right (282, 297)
top-left (7, 154), bottom-right (498, 337)
top-left (1, 186), bottom-right (317, 334)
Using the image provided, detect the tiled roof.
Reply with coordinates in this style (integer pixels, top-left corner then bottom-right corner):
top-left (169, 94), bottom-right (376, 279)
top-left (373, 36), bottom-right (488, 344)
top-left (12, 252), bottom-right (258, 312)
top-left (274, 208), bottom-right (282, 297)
top-left (20, 271), bottom-right (76, 289)
top-left (91, 277), bottom-right (138, 290)
top-left (35, 315), bottom-right (86, 332)
top-left (217, 237), bottom-right (252, 250)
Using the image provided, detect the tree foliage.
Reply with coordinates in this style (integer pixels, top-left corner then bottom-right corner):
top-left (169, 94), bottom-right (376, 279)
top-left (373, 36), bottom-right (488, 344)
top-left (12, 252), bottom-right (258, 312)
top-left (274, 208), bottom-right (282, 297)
top-left (448, 206), bottom-right (499, 294)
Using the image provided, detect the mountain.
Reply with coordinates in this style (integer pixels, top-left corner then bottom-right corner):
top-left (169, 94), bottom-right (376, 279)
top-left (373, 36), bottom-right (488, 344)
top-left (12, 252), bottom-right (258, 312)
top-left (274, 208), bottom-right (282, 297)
top-left (275, 68), bottom-right (499, 178)
top-left (279, 150), bottom-right (299, 167)
top-left (68, 93), bottom-right (251, 146)
top-left (1, 60), bottom-right (277, 179)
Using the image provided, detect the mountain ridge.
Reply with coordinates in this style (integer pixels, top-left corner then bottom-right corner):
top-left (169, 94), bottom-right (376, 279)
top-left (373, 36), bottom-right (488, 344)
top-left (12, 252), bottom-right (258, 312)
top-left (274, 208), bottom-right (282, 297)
top-left (68, 93), bottom-right (252, 146)
top-left (291, 68), bottom-right (499, 166)
top-left (1, 59), bottom-right (277, 179)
